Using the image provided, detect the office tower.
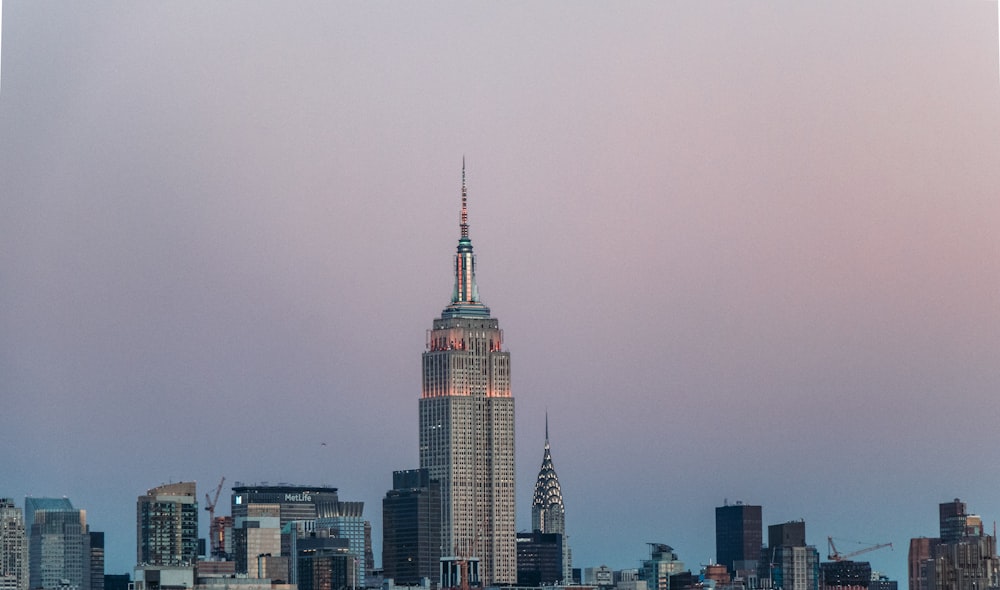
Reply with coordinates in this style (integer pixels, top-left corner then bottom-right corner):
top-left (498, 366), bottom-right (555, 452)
top-left (382, 469), bottom-right (441, 586)
top-left (89, 532), bottom-right (104, 590)
top-left (235, 504), bottom-right (281, 578)
top-left (765, 521), bottom-right (819, 590)
top-left (103, 574), bottom-right (130, 590)
top-left (907, 499), bottom-right (1000, 590)
top-left (531, 416), bottom-right (571, 583)
top-left (230, 484), bottom-right (341, 574)
top-left (715, 501), bottom-right (762, 579)
top-left (136, 482), bottom-right (198, 567)
top-left (27, 501), bottom-right (90, 590)
top-left (515, 532), bottom-right (562, 587)
top-left (908, 538), bottom-right (939, 590)
top-left (641, 544), bottom-right (686, 590)
top-left (938, 499), bottom-right (977, 543)
top-left (316, 503), bottom-right (367, 588)
top-left (419, 164), bottom-right (515, 585)
top-left (769, 521), bottom-right (807, 549)
top-left (0, 499), bottom-right (27, 590)
top-left (297, 537), bottom-right (356, 590)
top-left (231, 485), bottom-right (342, 527)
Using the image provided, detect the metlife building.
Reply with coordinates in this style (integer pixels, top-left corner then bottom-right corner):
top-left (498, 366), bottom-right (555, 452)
top-left (231, 484), bottom-right (342, 525)
top-left (230, 484), bottom-right (348, 575)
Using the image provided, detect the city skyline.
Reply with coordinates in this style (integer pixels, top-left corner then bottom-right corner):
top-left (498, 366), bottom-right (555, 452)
top-left (2, 2), bottom-right (999, 588)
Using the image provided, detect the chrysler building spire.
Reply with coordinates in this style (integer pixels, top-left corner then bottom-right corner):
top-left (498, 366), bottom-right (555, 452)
top-left (532, 413), bottom-right (565, 533)
top-left (532, 413), bottom-right (572, 582)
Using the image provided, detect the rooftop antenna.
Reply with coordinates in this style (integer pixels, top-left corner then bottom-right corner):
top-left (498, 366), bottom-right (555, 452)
top-left (461, 157), bottom-right (469, 239)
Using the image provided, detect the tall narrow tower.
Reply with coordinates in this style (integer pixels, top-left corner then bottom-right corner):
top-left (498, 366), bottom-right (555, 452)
top-left (419, 162), bottom-right (515, 586)
top-left (531, 415), bottom-right (571, 583)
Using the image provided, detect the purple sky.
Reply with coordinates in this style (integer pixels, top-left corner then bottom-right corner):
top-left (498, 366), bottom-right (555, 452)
top-left (2, 1), bottom-right (999, 584)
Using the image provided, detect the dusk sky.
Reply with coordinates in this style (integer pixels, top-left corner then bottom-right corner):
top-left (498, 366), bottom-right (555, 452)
top-left (2, 2), bottom-right (999, 585)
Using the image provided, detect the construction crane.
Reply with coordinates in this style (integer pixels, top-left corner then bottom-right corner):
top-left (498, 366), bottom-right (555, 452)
top-left (827, 537), bottom-right (893, 562)
top-left (204, 477), bottom-right (225, 559)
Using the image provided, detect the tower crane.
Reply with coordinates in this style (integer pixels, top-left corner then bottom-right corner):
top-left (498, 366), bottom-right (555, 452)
top-left (827, 537), bottom-right (892, 562)
top-left (205, 476), bottom-right (225, 559)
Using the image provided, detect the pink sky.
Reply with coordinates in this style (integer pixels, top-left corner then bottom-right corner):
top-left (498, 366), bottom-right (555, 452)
top-left (1, 1), bottom-right (998, 583)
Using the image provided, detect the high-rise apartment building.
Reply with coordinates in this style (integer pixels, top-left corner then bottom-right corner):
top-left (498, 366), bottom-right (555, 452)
top-left (531, 416), bottom-right (570, 583)
top-left (27, 499), bottom-right (90, 590)
top-left (136, 482), bottom-right (199, 567)
top-left (382, 469), bottom-right (441, 586)
top-left (715, 502), bottom-right (762, 580)
top-left (419, 164), bottom-right (515, 586)
top-left (0, 499), bottom-right (27, 590)
top-left (764, 521), bottom-right (819, 590)
top-left (641, 543), bottom-right (685, 590)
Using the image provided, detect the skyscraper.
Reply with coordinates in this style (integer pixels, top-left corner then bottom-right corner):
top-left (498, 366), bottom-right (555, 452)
top-left (908, 499), bottom-right (1000, 590)
top-left (0, 499), bottom-right (27, 590)
top-left (27, 500), bottom-right (90, 590)
top-left (230, 484), bottom-right (341, 574)
top-left (136, 482), bottom-right (199, 567)
top-left (419, 163), bottom-right (515, 586)
top-left (134, 482), bottom-right (198, 590)
top-left (765, 521), bottom-right (819, 590)
top-left (715, 502), bottom-right (762, 579)
top-left (382, 469), bottom-right (441, 586)
top-left (531, 415), bottom-right (570, 583)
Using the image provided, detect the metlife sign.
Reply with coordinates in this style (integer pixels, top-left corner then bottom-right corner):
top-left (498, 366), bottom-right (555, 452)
top-left (284, 493), bottom-right (312, 503)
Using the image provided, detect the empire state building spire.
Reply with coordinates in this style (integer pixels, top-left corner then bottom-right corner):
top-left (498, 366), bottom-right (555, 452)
top-left (444, 159), bottom-right (489, 318)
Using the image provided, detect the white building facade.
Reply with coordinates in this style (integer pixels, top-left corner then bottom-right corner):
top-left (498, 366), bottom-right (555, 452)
top-left (419, 165), bottom-right (515, 586)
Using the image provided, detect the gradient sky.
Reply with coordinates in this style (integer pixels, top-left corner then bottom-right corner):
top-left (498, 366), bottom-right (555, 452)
top-left (2, 2), bottom-right (999, 585)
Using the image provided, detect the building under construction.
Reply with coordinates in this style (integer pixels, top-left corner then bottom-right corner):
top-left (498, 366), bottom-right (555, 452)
top-left (820, 561), bottom-right (872, 590)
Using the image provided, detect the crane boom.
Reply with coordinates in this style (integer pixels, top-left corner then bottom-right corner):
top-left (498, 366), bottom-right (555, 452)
top-left (204, 476), bottom-right (225, 559)
top-left (827, 537), bottom-right (892, 561)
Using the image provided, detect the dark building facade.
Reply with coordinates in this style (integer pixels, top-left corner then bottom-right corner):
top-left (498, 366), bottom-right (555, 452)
top-left (764, 521), bottom-right (819, 590)
top-left (89, 532), bottom-right (105, 590)
top-left (297, 537), bottom-right (355, 590)
top-left (516, 532), bottom-right (563, 587)
top-left (231, 485), bottom-right (342, 526)
top-left (382, 470), bottom-right (441, 586)
top-left (820, 561), bottom-right (871, 590)
top-left (104, 574), bottom-right (130, 590)
top-left (769, 521), bottom-right (806, 549)
top-left (716, 502), bottom-right (762, 578)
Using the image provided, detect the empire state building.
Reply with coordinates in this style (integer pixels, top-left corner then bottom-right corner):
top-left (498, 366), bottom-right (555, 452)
top-left (419, 164), bottom-right (516, 586)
